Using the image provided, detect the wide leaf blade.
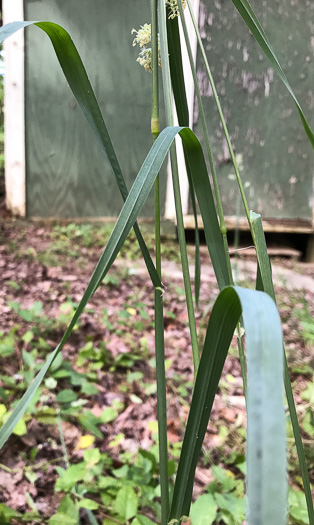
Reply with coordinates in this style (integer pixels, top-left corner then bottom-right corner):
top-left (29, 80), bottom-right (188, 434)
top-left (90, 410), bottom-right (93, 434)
top-left (251, 211), bottom-right (314, 525)
top-left (170, 286), bottom-right (287, 525)
top-left (0, 125), bottom-right (228, 446)
top-left (179, 129), bottom-right (229, 289)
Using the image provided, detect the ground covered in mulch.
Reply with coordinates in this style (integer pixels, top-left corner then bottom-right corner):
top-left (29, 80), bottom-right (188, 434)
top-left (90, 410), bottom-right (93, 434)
top-left (0, 218), bottom-right (313, 524)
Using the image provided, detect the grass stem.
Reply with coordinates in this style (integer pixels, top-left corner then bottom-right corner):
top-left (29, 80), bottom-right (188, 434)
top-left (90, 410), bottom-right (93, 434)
top-left (159, 0), bottom-right (200, 375)
top-left (57, 410), bottom-right (70, 469)
top-left (151, 2), bottom-right (170, 523)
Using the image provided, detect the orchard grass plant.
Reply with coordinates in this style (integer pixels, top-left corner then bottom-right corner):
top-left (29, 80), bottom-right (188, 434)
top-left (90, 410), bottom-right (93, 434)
top-left (0, 1), bottom-right (313, 524)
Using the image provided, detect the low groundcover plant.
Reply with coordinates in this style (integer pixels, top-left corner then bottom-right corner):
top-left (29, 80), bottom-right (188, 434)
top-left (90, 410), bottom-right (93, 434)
top-left (0, 0), bottom-right (313, 524)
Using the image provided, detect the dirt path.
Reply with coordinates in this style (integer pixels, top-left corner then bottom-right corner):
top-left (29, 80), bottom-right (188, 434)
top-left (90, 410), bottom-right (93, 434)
top-left (116, 251), bottom-right (314, 292)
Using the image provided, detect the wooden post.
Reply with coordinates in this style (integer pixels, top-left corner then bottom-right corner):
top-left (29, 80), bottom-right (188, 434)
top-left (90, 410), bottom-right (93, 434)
top-left (3, 0), bottom-right (26, 216)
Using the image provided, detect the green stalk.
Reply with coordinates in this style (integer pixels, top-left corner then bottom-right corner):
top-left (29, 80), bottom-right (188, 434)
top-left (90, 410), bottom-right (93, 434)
top-left (186, 0), bottom-right (250, 224)
top-left (159, 0), bottom-right (200, 375)
top-left (151, 2), bottom-right (169, 523)
top-left (151, 0), bottom-right (160, 142)
top-left (155, 177), bottom-right (161, 277)
top-left (154, 289), bottom-right (169, 525)
top-left (57, 411), bottom-right (70, 469)
top-left (151, 0), bottom-right (161, 276)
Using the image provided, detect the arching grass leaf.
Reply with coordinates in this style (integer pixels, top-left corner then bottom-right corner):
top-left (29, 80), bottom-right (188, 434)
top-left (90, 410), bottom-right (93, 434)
top-left (0, 124), bottom-right (228, 448)
top-left (170, 286), bottom-right (287, 525)
top-left (0, 21), bottom-right (160, 288)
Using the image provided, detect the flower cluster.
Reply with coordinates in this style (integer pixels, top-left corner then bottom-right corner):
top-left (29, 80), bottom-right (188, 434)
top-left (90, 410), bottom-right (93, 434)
top-left (131, 24), bottom-right (161, 72)
top-left (166, 0), bottom-right (187, 19)
top-left (131, 23), bottom-right (152, 49)
top-left (132, 1), bottom-right (186, 71)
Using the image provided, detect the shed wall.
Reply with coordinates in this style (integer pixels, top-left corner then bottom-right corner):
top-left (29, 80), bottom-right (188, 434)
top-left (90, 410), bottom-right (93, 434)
top-left (24, 0), bottom-right (167, 218)
top-left (192, 0), bottom-right (314, 221)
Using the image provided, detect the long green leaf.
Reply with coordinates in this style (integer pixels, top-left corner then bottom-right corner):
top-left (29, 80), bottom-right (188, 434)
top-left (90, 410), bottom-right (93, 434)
top-left (0, 126), bottom-right (170, 448)
top-left (175, 0), bottom-right (236, 288)
top-left (159, 1), bottom-right (200, 373)
top-left (166, 15), bottom-right (201, 306)
top-left (166, 15), bottom-right (189, 125)
top-left (170, 286), bottom-right (286, 525)
top-left (0, 21), bottom-right (160, 288)
top-left (0, 125), bottom-right (228, 445)
top-left (182, 132), bottom-right (229, 289)
top-left (231, 0), bottom-right (314, 148)
top-left (251, 212), bottom-right (314, 525)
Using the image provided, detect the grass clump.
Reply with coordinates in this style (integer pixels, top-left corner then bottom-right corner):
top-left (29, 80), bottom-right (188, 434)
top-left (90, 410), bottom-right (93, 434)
top-left (0, 1), bottom-right (313, 524)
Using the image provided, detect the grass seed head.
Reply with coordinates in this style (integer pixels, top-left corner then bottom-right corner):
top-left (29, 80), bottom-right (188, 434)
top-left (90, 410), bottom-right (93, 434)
top-left (131, 24), bottom-right (161, 72)
top-left (166, 0), bottom-right (187, 19)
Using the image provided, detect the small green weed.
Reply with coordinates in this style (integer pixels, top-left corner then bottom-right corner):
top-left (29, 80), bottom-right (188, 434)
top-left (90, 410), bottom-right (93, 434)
top-left (36, 223), bottom-right (181, 267)
top-left (190, 466), bottom-right (245, 525)
top-left (294, 300), bottom-right (314, 347)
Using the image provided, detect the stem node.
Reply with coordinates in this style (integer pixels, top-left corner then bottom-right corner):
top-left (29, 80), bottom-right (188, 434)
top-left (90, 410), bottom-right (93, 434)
top-left (151, 117), bottom-right (160, 135)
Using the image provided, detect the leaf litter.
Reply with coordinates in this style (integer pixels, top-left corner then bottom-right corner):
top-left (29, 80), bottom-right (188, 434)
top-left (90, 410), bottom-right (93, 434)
top-left (0, 219), bottom-right (313, 523)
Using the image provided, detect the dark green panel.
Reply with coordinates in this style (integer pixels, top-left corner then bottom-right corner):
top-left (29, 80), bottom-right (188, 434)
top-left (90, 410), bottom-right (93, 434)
top-left (25, 0), bottom-right (166, 218)
top-left (193, 0), bottom-right (313, 220)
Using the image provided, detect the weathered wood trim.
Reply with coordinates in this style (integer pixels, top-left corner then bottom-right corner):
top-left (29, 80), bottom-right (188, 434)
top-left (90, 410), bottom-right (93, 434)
top-left (183, 214), bottom-right (314, 234)
top-left (164, 0), bottom-right (200, 219)
top-left (3, 0), bottom-right (26, 216)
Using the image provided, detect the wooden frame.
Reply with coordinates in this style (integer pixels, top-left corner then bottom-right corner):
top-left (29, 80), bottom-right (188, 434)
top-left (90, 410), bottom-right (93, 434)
top-left (3, 0), bottom-right (26, 216)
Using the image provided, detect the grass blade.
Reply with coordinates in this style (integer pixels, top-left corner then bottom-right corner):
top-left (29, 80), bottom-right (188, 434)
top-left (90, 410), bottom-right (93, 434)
top-left (0, 124), bottom-right (228, 447)
top-left (166, 15), bottom-right (189, 125)
top-left (193, 209), bottom-right (201, 307)
top-left (170, 286), bottom-right (286, 525)
top-left (181, 129), bottom-right (229, 289)
top-left (241, 287), bottom-right (286, 525)
top-left (0, 346), bottom-right (60, 449)
top-left (231, 0), bottom-right (314, 148)
top-left (167, 15), bottom-right (201, 306)
top-left (251, 212), bottom-right (314, 525)
top-left (0, 125), bottom-right (174, 449)
top-left (154, 288), bottom-right (169, 524)
top-left (176, 0), bottom-right (235, 288)
top-left (0, 21), bottom-right (160, 288)
top-left (250, 213), bottom-right (274, 299)
top-left (255, 263), bottom-right (264, 292)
